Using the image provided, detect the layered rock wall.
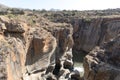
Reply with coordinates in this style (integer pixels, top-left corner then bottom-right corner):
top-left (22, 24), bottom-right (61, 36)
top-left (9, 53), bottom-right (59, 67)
top-left (1, 13), bottom-right (120, 80)
top-left (84, 35), bottom-right (120, 80)
top-left (72, 17), bottom-right (120, 80)
top-left (0, 16), bottom-right (77, 80)
top-left (72, 17), bottom-right (120, 52)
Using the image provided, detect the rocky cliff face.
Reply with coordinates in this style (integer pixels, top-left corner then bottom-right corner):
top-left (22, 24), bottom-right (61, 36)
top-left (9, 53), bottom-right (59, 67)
top-left (72, 17), bottom-right (120, 52)
top-left (84, 34), bottom-right (120, 80)
top-left (0, 10), bottom-right (120, 80)
top-left (0, 15), bottom-right (80, 80)
top-left (71, 17), bottom-right (120, 80)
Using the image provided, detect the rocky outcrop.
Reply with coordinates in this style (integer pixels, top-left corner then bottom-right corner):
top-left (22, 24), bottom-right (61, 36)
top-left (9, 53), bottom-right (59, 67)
top-left (71, 17), bottom-right (120, 80)
top-left (0, 15), bottom-right (80, 80)
top-left (1, 10), bottom-right (120, 80)
top-left (83, 34), bottom-right (120, 80)
top-left (0, 38), bottom-right (8, 80)
top-left (72, 17), bottom-right (120, 52)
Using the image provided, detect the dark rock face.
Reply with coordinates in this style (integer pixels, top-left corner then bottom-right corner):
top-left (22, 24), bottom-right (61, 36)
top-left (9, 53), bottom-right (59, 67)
top-left (71, 17), bottom-right (120, 80)
top-left (72, 18), bottom-right (120, 52)
top-left (83, 35), bottom-right (120, 80)
top-left (72, 18), bottom-right (102, 52)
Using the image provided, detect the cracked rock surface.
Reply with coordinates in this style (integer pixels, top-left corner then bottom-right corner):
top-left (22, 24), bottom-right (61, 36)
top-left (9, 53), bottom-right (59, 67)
top-left (0, 16), bottom-right (79, 80)
top-left (84, 35), bottom-right (120, 80)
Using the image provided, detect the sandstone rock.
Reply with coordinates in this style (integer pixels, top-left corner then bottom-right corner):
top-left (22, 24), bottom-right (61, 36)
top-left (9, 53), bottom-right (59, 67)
top-left (59, 68), bottom-right (70, 79)
top-left (0, 23), bottom-right (6, 34)
top-left (25, 27), bottom-right (57, 76)
top-left (72, 18), bottom-right (120, 52)
top-left (1, 10), bottom-right (120, 80)
top-left (83, 35), bottom-right (120, 80)
top-left (44, 73), bottom-right (56, 80)
top-left (42, 22), bottom-right (74, 76)
top-left (0, 16), bottom-right (74, 80)
top-left (0, 39), bottom-right (8, 80)
top-left (5, 22), bottom-right (25, 33)
top-left (72, 18), bottom-right (102, 52)
top-left (6, 37), bottom-right (26, 80)
top-left (0, 16), bottom-right (25, 33)
top-left (70, 70), bottom-right (81, 80)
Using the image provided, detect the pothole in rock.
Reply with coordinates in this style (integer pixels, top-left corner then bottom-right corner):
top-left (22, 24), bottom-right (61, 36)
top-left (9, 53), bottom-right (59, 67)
top-left (72, 50), bottom-right (87, 77)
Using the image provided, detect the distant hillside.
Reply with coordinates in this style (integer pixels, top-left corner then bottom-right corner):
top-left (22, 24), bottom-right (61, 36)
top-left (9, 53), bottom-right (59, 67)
top-left (1, 3), bottom-right (120, 21)
top-left (34, 8), bottom-right (120, 23)
top-left (0, 3), bottom-right (9, 9)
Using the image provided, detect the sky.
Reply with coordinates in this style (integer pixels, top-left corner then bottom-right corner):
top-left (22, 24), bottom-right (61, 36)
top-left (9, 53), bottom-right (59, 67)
top-left (0, 0), bottom-right (120, 10)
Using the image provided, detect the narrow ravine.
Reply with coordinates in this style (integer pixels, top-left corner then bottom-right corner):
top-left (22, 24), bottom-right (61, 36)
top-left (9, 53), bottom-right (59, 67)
top-left (73, 50), bottom-right (87, 77)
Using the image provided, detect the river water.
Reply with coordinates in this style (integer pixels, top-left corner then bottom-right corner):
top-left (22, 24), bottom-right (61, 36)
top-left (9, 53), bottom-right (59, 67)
top-left (73, 51), bottom-right (87, 77)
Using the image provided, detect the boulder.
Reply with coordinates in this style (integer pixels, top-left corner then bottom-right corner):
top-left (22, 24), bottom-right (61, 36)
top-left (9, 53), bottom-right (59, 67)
top-left (83, 35), bottom-right (120, 80)
top-left (5, 22), bottom-right (25, 33)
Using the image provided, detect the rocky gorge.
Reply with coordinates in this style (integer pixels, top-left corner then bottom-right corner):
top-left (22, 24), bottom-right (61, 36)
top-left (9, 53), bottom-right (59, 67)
top-left (0, 15), bottom-right (77, 80)
top-left (0, 8), bottom-right (120, 80)
top-left (72, 17), bottom-right (120, 80)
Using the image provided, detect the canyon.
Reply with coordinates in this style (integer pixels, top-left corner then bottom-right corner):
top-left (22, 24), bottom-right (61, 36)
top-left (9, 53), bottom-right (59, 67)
top-left (0, 7), bottom-right (120, 80)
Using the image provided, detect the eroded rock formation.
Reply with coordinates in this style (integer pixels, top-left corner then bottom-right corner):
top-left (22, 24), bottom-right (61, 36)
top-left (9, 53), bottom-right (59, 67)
top-left (0, 16), bottom-right (80, 80)
top-left (72, 17), bottom-right (120, 52)
top-left (71, 17), bottom-right (120, 80)
top-left (84, 34), bottom-right (120, 80)
top-left (1, 10), bottom-right (120, 80)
